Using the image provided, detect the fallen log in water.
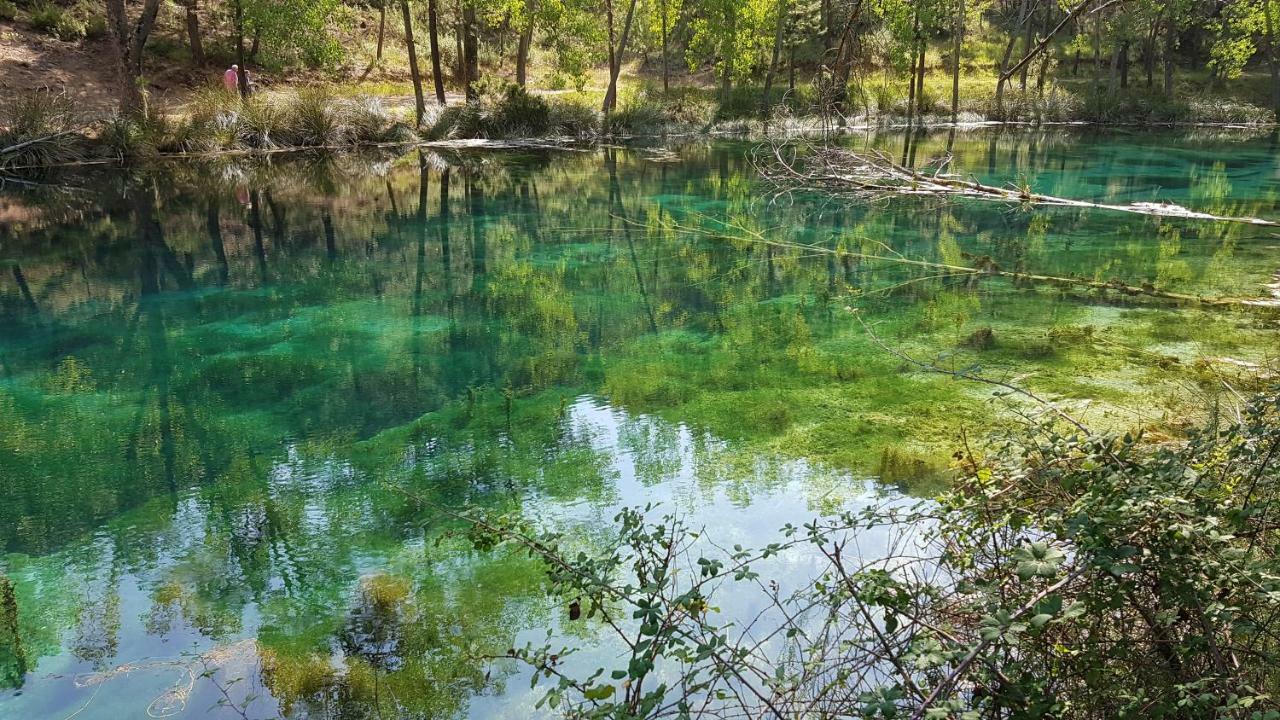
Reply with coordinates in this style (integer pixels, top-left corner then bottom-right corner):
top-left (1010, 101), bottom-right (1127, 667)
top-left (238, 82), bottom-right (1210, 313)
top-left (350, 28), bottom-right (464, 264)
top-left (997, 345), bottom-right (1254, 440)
top-left (755, 142), bottom-right (1280, 227)
top-left (642, 213), bottom-right (1280, 311)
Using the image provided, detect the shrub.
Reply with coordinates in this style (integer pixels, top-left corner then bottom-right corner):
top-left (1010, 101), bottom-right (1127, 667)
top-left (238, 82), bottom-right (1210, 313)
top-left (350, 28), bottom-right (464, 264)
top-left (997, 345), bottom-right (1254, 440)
top-left (83, 13), bottom-right (106, 39)
top-left (604, 100), bottom-right (666, 136)
top-left (0, 89), bottom-right (84, 168)
top-left (486, 85), bottom-right (552, 137)
top-left (284, 87), bottom-right (341, 146)
top-left (547, 99), bottom-right (599, 138)
top-left (237, 98), bottom-right (288, 148)
top-left (425, 86), bottom-right (571, 139)
top-left (0, 1), bottom-right (17, 21)
top-left (28, 4), bottom-right (83, 40)
top-left (466, 388), bottom-right (1280, 719)
top-left (100, 109), bottom-right (175, 161)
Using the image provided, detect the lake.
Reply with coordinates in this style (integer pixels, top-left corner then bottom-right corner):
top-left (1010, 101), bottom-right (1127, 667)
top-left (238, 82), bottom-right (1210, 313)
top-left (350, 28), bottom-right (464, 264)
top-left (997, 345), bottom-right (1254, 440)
top-left (1, 128), bottom-right (1277, 719)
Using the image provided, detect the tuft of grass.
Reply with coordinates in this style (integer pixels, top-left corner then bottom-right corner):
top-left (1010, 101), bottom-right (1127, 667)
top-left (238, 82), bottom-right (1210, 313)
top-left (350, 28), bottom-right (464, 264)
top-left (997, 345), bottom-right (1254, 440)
top-left (0, 1), bottom-right (17, 21)
top-left (28, 3), bottom-right (85, 40)
top-left (425, 86), bottom-right (589, 139)
top-left (547, 99), bottom-right (599, 138)
top-left (283, 87), bottom-right (342, 146)
top-left (0, 89), bottom-right (84, 169)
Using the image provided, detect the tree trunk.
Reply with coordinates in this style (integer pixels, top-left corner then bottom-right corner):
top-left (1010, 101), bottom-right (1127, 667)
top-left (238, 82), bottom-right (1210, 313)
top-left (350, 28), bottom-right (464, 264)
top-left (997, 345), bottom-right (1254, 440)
top-left (516, 2), bottom-right (534, 87)
top-left (105, 0), bottom-right (162, 116)
top-left (428, 0), bottom-right (446, 103)
top-left (234, 0), bottom-right (249, 97)
top-left (462, 1), bottom-right (479, 101)
top-left (1162, 18), bottom-right (1175, 95)
top-left (1143, 25), bottom-right (1156, 88)
top-left (1119, 40), bottom-right (1130, 89)
top-left (915, 37), bottom-right (926, 114)
top-left (660, 0), bottom-right (669, 92)
top-left (1267, 0), bottom-right (1280, 119)
top-left (376, 3), bottom-right (387, 61)
top-left (454, 0), bottom-right (464, 84)
top-left (761, 0), bottom-right (787, 119)
top-left (951, 0), bottom-right (963, 122)
top-left (185, 0), bottom-right (205, 66)
top-left (1019, 0), bottom-right (1035, 91)
top-left (905, 7), bottom-right (920, 125)
top-left (604, 0), bottom-right (616, 111)
top-left (601, 0), bottom-right (639, 113)
top-left (401, 0), bottom-right (427, 125)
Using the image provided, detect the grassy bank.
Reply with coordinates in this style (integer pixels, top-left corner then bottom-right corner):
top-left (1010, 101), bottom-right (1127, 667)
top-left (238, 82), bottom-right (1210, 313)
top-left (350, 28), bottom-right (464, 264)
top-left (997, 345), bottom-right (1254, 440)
top-left (4, 75), bottom-right (1277, 171)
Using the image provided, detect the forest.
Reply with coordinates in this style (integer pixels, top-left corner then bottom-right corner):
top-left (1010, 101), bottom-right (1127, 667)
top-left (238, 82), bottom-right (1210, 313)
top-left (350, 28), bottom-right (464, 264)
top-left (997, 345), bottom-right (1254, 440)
top-left (8, 0), bottom-right (1280, 162)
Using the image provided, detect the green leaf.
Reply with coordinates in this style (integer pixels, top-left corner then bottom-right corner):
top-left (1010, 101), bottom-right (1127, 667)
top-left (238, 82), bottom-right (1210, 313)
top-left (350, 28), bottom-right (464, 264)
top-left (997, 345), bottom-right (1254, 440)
top-left (583, 683), bottom-right (616, 701)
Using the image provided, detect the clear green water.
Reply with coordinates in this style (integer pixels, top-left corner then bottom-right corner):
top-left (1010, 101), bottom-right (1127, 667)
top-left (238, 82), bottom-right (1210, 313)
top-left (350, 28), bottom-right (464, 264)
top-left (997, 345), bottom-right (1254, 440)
top-left (1, 129), bottom-right (1278, 719)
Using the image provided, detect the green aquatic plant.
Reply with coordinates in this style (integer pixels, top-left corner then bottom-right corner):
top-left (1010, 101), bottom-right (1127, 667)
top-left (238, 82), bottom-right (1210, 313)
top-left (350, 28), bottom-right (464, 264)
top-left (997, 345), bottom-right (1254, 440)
top-left (0, 575), bottom-right (26, 690)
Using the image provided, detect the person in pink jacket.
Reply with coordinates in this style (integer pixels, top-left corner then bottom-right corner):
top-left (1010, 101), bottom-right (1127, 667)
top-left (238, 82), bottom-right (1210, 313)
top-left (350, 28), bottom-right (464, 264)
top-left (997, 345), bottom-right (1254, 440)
top-left (224, 65), bottom-right (240, 92)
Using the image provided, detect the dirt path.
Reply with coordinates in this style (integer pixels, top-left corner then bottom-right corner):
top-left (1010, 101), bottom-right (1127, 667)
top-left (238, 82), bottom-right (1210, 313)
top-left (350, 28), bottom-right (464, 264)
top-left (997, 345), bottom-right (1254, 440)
top-left (0, 23), bottom-right (121, 114)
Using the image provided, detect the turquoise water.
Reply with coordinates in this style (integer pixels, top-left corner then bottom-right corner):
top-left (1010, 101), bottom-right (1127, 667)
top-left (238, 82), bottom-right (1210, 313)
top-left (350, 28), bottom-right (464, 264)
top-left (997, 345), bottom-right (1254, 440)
top-left (0, 129), bottom-right (1277, 718)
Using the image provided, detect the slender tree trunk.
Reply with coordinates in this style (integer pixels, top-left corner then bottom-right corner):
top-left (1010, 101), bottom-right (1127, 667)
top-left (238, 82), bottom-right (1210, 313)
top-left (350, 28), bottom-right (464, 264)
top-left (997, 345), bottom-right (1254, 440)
top-left (660, 0), bottom-right (669, 92)
top-left (951, 0), bottom-right (963, 122)
top-left (788, 44), bottom-right (796, 90)
top-left (402, 0), bottom-right (427, 125)
top-left (905, 7), bottom-right (920, 125)
top-left (1143, 24), bottom-right (1156, 88)
top-left (604, 0), bottom-right (616, 111)
top-left (761, 0), bottom-right (787, 118)
top-left (234, 0), bottom-right (249, 97)
top-left (185, 0), bottom-right (205, 66)
top-left (1035, 5), bottom-right (1050, 93)
top-left (601, 0), bottom-right (639, 113)
top-left (463, 1), bottom-right (479, 101)
top-left (1019, 0), bottom-right (1035, 91)
top-left (427, 0), bottom-right (445, 103)
top-left (1072, 48), bottom-right (1080, 76)
top-left (914, 37), bottom-right (926, 114)
top-left (1267, 0), bottom-right (1280, 119)
top-left (249, 28), bottom-right (261, 62)
top-left (1162, 18), bottom-right (1175, 95)
top-left (376, 3), bottom-right (387, 61)
top-left (515, 1), bottom-right (535, 87)
top-left (454, 0), bottom-right (464, 84)
top-left (1119, 40), bottom-right (1130, 89)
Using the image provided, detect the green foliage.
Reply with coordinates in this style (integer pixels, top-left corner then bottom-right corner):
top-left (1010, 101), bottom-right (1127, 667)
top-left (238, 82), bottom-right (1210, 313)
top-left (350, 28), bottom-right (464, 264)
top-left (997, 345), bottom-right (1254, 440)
top-left (469, 386), bottom-right (1280, 718)
top-left (427, 87), bottom-right (599, 139)
top-left (0, 1), bottom-right (17, 21)
top-left (28, 3), bottom-right (84, 40)
top-left (243, 0), bottom-right (349, 69)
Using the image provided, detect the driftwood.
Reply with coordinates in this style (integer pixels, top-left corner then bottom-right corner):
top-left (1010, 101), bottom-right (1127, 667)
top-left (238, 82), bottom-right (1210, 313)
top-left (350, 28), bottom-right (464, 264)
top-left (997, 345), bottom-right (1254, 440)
top-left (648, 213), bottom-right (1280, 311)
top-left (756, 142), bottom-right (1280, 227)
